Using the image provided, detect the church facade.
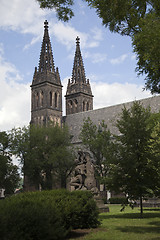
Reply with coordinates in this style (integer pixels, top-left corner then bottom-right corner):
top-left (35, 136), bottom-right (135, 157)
top-left (30, 21), bottom-right (160, 193)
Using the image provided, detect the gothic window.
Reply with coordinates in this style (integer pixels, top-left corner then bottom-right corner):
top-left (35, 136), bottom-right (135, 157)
top-left (55, 92), bottom-right (57, 108)
top-left (40, 91), bottom-right (44, 107)
top-left (68, 100), bottom-right (73, 114)
top-left (87, 102), bottom-right (89, 111)
top-left (36, 92), bottom-right (39, 108)
top-left (50, 92), bottom-right (52, 106)
top-left (83, 101), bottom-right (86, 111)
top-left (74, 99), bottom-right (78, 113)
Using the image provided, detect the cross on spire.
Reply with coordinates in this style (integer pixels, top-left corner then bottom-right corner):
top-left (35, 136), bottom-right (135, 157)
top-left (76, 36), bottom-right (80, 45)
top-left (38, 20), bottom-right (55, 73)
top-left (44, 20), bottom-right (48, 30)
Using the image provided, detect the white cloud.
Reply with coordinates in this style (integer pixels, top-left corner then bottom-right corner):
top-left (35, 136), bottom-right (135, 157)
top-left (51, 21), bottom-right (88, 50)
top-left (84, 51), bottom-right (107, 63)
top-left (0, 47), bottom-right (30, 131)
top-left (62, 74), bottom-right (152, 115)
top-left (91, 80), bottom-right (152, 110)
top-left (0, 0), bottom-right (47, 33)
top-left (91, 27), bottom-right (103, 41)
top-left (110, 54), bottom-right (128, 65)
top-left (0, 0), bottom-right (103, 52)
top-left (131, 54), bottom-right (136, 60)
top-left (51, 22), bottom-right (103, 51)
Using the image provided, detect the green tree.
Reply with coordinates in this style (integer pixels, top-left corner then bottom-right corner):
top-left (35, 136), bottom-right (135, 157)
top-left (37, 0), bottom-right (160, 93)
top-left (149, 113), bottom-right (160, 196)
top-left (9, 126), bottom-right (30, 171)
top-left (132, 13), bottom-right (160, 93)
top-left (0, 131), bottom-right (20, 194)
top-left (10, 125), bottom-right (75, 190)
top-left (106, 102), bottom-right (159, 217)
top-left (80, 118), bottom-right (114, 185)
top-left (29, 124), bottom-right (75, 189)
top-left (37, 0), bottom-right (74, 21)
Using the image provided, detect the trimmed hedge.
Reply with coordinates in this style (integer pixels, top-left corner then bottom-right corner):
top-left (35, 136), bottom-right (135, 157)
top-left (109, 197), bottom-right (128, 204)
top-left (0, 189), bottom-right (100, 240)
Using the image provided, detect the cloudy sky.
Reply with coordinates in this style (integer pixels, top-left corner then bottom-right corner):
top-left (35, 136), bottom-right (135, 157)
top-left (0, 0), bottom-right (153, 131)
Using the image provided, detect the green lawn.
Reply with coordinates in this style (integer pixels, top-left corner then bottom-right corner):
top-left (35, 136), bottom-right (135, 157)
top-left (68, 205), bottom-right (160, 240)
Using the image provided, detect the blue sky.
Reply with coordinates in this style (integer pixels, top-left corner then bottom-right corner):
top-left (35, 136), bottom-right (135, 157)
top-left (0, 0), bottom-right (153, 131)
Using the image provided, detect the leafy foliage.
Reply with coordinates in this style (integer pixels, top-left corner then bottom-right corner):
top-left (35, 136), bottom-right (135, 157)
top-left (105, 102), bottom-right (160, 216)
top-left (133, 13), bottom-right (160, 93)
top-left (37, 0), bottom-right (74, 21)
top-left (0, 189), bottom-right (100, 240)
top-left (0, 131), bottom-right (20, 194)
top-left (9, 124), bottom-right (75, 190)
top-left (80, 118), bottom-right (114, 181)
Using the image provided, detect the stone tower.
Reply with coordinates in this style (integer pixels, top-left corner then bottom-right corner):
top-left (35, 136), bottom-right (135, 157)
top-left (65, 37), bottom-right (93, 115)
top-left (31, 20), bottom-right (62, 126)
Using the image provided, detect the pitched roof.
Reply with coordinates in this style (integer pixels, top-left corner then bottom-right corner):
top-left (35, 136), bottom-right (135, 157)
top-left (63, 95), bottom-right (160, 144)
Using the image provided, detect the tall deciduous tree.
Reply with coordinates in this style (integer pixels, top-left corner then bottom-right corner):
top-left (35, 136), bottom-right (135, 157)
top-left (80, 118), bottom-right (114, 185)
top-left (106, 102), bottom-right (159, 217)
top-left (149, 113), bottom-right (160, 196)
top-left (0, 131), bottom-right (20, 194)
top-left (10, 125), bottom-right (75, 190)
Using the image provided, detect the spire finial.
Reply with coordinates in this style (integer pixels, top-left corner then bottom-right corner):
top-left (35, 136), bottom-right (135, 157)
top-left (76, 36), bottom-right (80, 45)
top-left (44, 20), bottom-right (48, 30)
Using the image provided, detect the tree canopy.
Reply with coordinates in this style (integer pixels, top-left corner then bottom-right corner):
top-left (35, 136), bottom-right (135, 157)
top-left (0, 131), bottom-right (20, 194)
top-left (106, 102), bottom-right (160, 216)
top-left (80, 118), bottom-right (115, 185)
top-left (36, 0), bottom-right (160, 93)
top-left (37, 0), bottom-right (74, 21)
top-left (10, 124), bottom-right (75, 190)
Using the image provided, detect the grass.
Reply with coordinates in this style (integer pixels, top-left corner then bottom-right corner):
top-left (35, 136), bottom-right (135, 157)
top-left (67, 205), bottom-right (160, 240)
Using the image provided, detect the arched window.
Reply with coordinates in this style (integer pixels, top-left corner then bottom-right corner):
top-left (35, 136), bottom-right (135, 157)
top-left (40, 91), bottom-right (44, 107)
top-left (74, 99), bottom-right (78, 113)
top-left (36, 92), bottom-right (39, 108)
top-left (55, 92), bottom-right (57, 108)
top-left (87, 102), bottom-right (89, 111)
top-left (68, 100), bottom-right (73, 114)
top-left (50, 92), bottom-right (52, 106)
top-left (83, 101), bottom-right (85, 111)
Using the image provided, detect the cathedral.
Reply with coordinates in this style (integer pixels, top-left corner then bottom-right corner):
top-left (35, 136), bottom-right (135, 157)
top-left (29, 20), bottom-right (160, 194)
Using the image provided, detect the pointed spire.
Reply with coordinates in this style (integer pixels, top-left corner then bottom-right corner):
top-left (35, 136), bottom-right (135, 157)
top-left (31, 20), bottom-right (62, 87)
top-left (71, 36), bottom-right (86, 84)
top-left (66, 36), bottom-right (93, 97)
top-left (38, 20), bottom-right (55, 73)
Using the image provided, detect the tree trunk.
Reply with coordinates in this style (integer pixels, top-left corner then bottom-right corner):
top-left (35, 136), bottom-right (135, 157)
top-left (140, 196), bottom-right (143, 218)
top-left (61, 174), bottom-right (67, 189)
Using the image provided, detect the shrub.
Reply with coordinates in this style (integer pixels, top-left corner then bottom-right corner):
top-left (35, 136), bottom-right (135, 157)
top-left (0, 192), bottom-right (67, 240)
top-left (109, 197), bottom-right (128, 204)
top-left (66, 191), bottom-right (100, 229)
top-left (0, 189), bottom-right (100, 240)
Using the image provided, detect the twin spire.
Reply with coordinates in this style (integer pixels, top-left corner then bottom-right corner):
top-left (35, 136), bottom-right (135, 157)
top-left (38, 20), bottom-right (55, 73)
top-left (32, 20), bottom-right (93, 114)
top-left (32, 20), bottom-right (61, 86)
top-left (71, 36), bottom-right (87, 84)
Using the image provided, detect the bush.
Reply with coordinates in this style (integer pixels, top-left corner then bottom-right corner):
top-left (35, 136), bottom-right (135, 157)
top-left (66, 191), bottom-right (100, 229)
top-left (109, 197), bottom-right (128, 204)
top-left (0, 189), bottom-right (100, 240)
top-left (0, 192), bottom-right (66, 240)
